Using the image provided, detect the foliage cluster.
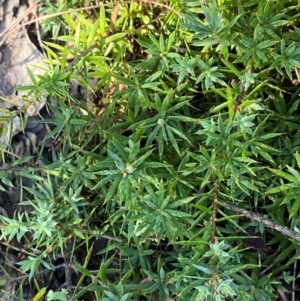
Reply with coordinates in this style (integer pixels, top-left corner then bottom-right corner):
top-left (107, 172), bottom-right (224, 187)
top-left (1, 0), bottom-right (300, 300)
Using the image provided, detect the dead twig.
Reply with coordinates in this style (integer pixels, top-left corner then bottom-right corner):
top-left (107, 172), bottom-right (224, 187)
top-left (63, 243), bottom-right (73, 298)
top-left (292, 259), bottom-right (297, 301)
top-left (218, 201), bottom-right (300, 241)
top-left (277, 289), bottom-right (289, 301)
top-left (0, 1), bottom-right (41, 46)
top-left (0, 240), bottom-right (33, 256)
top-left (2, 263), bottom-right (65, 283)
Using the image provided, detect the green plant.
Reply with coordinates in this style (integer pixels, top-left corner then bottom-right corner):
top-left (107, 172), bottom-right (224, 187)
top-left (1, 0), bottom-right (300, 300)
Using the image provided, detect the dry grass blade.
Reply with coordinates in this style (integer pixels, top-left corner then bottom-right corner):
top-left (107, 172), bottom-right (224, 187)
top-left (0, 1), bottom-right (41, 45)
top-left (0, 0), bottom-right (181, 46)
top-left (110, 2), bottom-right (120, 33)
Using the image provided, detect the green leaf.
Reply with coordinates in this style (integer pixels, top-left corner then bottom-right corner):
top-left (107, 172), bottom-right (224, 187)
top-left (290, 198), bottom-right (300, 219)
top-left (269, 168), bottom-right (298, 183)
top-left (73, 228), bottom-right (85, 239)
top-left (99, 262), bottom-right (108, 284)
top-left (257, 40), bottom-right (277, 49)
top-left (257, 133), bottom-right (282, 140)
top-left (162, 89), bottom-right (173, 112)
top-left (141, 82), bottom-right (162, 91)
top-left (87, 17), bottom-right (100, 48)
top-left (221, 59), bottom-right (242, 77)
top-left (193, 38), bottom-right (219, 47)
top-left (74, 264), bottom-right (92, 276)
top-left (139, 219), bottom-right (156, 243)
top-left (132, 149), bottom-right (153, 168)
top-left (164, 209), bottom-right (191, 218)
top-left (265, 185), bottom-right (291, 194)
top-left (193, 264), bottom-right (212, 275)
top-left (108, 150), bottom-right (125, 171)
top-left (105, 174), bottom-right (122, 203)
top-left (258, 150), bottom-right (275, 163)
top-left (193, 204), bottom-right (214, 214)
top-left (105, 32), bottom-right (127, 43)
top-left (27, 67), bottom-right (38, 85)
top-left (70, 119), bottom-right (87, 125)
top-left (148, 33), bottom-right (161, 49)
top-left (99, 5), bottom-right (106, 37)
top-left (47, 289), bottom-right (68, 301)
top-left (296, 152), bottom-right (300, 170)
top-left (286, 165), bottom-right (300, 179)
top-left (169, 115), bottom-right (196, 123)
top-left (74, 22), bottom-right (81, 58)
top-left (93, 174), bottom-right (118, 190)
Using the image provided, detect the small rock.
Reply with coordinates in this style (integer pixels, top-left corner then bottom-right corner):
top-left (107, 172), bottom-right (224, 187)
top-left (0, 189), bottom-right (8, 206)
top-left (0, 116), bottom-right (22, 150)
top-left (26, 116), bottom-right (45, 134)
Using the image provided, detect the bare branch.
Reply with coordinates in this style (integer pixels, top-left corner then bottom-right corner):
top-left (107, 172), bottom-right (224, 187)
top-left (218, 201), bottom-right (300, 242)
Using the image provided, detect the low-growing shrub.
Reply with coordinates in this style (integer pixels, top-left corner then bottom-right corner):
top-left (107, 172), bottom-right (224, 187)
top-left (1, 0), bottom-right (300, 300)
